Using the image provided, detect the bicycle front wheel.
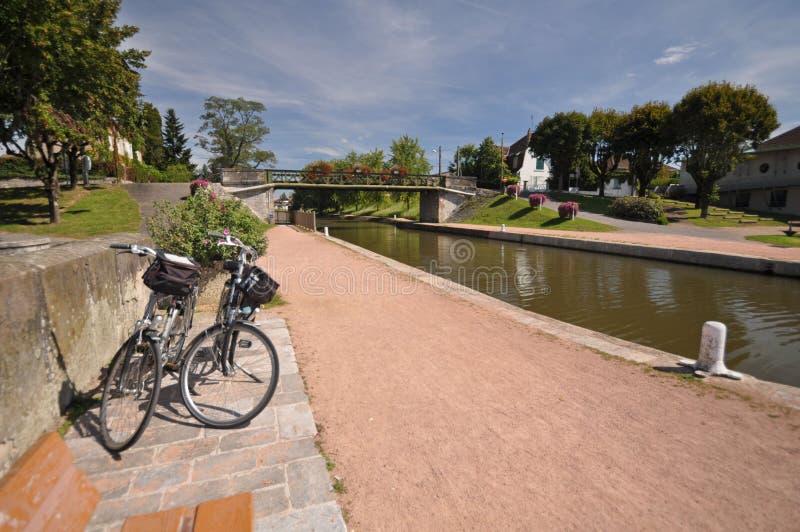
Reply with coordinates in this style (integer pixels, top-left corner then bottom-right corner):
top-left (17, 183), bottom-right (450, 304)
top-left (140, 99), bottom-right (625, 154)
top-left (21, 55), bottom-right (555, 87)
top-left (179, 321), bottom-right (279, 428)
top-left (100, 335), bottom-right (161, 451)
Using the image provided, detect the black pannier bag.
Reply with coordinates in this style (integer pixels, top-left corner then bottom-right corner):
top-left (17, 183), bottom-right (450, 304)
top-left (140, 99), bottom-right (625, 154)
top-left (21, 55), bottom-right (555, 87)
top-left (241, 265), bottom-right (280, 307)
top-left (142, 252), bottom-right (201, 297)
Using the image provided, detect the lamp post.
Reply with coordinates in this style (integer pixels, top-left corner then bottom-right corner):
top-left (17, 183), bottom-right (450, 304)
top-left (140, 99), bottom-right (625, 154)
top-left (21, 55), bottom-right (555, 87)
top-left (432, 146), bottom-right (442, 176)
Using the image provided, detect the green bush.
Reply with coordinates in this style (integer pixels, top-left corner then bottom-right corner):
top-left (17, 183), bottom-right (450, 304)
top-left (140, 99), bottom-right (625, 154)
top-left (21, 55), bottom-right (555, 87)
top-left (0, 156), bottom-right (37, 179)
top-left (609, 196), bottom-right (666, 224)
top-left (127, 160), bottom-right (166, 182)
top-left (147, 189), bottom-right (267, 265)
top-left (163, 163), bottom-right (194, 182)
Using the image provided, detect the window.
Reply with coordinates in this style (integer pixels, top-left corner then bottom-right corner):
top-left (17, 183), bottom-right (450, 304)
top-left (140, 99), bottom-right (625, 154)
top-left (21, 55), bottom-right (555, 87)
top-left (735, 191), bottom-right (750, 208)
top-left (611, 179), bottom-right (621, 190)
top-left (769, 189), bottom-right (787, 208)
top-left (535, 158), bottom-right (545, 170)
top-left (760, 163), bottom-right (770, 173)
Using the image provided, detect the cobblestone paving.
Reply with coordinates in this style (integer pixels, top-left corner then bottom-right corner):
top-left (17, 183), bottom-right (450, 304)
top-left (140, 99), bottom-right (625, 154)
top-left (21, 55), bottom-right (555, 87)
top-left (65, 314), bottom-right (346, 531)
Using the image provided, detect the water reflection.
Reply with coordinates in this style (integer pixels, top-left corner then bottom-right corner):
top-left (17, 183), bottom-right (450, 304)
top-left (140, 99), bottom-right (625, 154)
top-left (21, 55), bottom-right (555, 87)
top-left (324, 220), bottom-right (800, 387)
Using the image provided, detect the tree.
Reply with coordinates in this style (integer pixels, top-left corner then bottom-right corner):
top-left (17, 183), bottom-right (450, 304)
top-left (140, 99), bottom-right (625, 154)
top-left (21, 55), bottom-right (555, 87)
top-left (475, 137), bottom-right (512, 189)
top-left (162, 108), bottom-right (193, 169)
top-left (672, 81), bottom-right (778, 217)
top-left (530, 112), bottom-right (590, 191)
top-left (141, 102), bottom-right (163, 168)
top-left (617, 102), bottom-right (674, 197)
top-left (389, 135), bottom-right (432, 175)
top-left (0, 0), bottom-right (146, 222)
top-left (448, 143), bottom-right (478, 176)
top-left (196, 97), bottom-right (275, 171)
top-left (586, 108), bottom-right (626, 197)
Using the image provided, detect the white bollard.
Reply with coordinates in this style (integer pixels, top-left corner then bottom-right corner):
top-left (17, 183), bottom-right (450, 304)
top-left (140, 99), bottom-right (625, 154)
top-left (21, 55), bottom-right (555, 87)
top-left (393, 214), bottom-right (397, 219)
top-left (678, 321), bottom-right (742, 380)
top-left (323, 227), bottom-right (329, 237)
top-left (501, 224), bottom-right (506, 232)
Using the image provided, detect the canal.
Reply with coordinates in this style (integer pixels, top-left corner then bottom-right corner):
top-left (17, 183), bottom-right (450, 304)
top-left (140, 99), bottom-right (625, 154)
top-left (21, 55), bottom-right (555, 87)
top-left (323, 220), bottom-right (800, 388)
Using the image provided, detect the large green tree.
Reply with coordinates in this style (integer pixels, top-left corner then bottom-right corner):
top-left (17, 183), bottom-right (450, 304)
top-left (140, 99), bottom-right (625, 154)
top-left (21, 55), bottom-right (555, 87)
top-left (475, 136), bottom-right (512, 189)
top-left (197, 96), bottom-right (275, 171)
top-left (617, 101), bottom-right (674, 197)
top-left (672, 81), bottom-right (778, 217)
top-left (448, 143), bottom-right (478, 177)
top-left (389, 135), bottom-right (432, 175)
top-left (586, 108), bottom-right (626, 197)
top-left (141, 102), bottom-right (163, 168)
top-left (0, 0), bottom-right (146, 222)
top-left (530, 112), bottom-right (590, 191)
top-left (162, 108), bottom-right (193, 169)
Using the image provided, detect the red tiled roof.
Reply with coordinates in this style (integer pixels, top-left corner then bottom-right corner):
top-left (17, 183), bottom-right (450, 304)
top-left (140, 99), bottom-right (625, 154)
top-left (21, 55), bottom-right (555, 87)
top-left (757, 125), bottom-right (800, 152)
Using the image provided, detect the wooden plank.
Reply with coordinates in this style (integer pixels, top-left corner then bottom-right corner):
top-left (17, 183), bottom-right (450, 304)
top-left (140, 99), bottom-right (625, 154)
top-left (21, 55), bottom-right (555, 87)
top-left (193, 492), bottom-right (252, 532)
top-left (122, 506), bottom-right (195, 532)
top-left (0, 432), bottom-right (98, 531)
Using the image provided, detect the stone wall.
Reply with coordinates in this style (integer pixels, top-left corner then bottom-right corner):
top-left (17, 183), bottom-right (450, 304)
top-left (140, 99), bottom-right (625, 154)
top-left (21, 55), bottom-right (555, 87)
top-left (0, 234), bottom-right (149, 475)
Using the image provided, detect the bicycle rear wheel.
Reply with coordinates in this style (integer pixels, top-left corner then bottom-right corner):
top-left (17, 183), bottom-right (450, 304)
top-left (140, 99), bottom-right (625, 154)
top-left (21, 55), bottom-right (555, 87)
top-left (100, 335), bottom-right (161, 451)
top-left (179, 321), bottom-right (279, 428)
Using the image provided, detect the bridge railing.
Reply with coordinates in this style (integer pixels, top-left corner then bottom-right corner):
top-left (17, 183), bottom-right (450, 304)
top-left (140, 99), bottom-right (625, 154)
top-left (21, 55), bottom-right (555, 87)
top-left (267, 169), bottom-right (445, 188)
top-left (220, 168), bottom-right (477, 194)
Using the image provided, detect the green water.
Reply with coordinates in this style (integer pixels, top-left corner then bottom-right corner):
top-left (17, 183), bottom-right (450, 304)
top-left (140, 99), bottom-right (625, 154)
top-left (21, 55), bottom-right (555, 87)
top-left (324, 220), bottom-right (800, 388)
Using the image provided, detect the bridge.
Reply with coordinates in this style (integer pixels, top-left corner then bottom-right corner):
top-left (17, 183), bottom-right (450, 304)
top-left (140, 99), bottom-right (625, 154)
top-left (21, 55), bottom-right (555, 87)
top-left (218, 168), bottom-right (478, 223)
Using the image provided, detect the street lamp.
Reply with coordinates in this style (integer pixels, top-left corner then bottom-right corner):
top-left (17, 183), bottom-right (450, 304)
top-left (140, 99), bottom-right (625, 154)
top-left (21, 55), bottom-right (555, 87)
top-left (432, 146), bottom-right (442, 176)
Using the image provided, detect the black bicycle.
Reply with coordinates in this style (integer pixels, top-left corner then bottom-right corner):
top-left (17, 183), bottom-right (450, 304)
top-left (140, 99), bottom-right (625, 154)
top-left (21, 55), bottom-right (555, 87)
top-left (100, 244), bottom-right (201, 451)
top-left (178, 231), bottom-right (280, 428)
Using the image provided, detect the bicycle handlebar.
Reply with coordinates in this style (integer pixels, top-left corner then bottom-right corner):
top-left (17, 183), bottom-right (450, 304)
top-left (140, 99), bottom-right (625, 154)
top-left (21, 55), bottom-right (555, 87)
top-left (109, 244), bottom-right (157, 257)
top-left (208, 231), bottom-right (257, 260)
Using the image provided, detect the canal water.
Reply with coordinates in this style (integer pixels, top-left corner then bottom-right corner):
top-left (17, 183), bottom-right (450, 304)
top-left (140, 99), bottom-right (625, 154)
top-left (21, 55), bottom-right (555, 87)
top-left (323, 220), bottom-right (800, 388)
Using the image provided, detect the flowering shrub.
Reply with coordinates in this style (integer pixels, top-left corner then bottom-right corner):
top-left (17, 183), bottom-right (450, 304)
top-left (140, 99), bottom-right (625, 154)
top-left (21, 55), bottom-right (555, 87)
top-left (190, 179), bottom-right (209, 195)
top-left (306, 161), bottom-right (333, 180)
top-left (506, 184), bottom-right (520, 196)
top-left (558, 202), bottom-right (579, 219)
top-left (390, 166), bottom-right (408, 176)
top-left (609, 196), bottom-right (666, 224)
top-left (147, 188), bottom-right (267, 265)
top-left (528, 194), bottom-right (547, 209)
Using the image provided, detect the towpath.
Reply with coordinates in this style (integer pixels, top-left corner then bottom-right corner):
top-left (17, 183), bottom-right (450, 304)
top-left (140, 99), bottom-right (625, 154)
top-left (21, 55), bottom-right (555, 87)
top-left (264, 225), bottom-right (799, 530)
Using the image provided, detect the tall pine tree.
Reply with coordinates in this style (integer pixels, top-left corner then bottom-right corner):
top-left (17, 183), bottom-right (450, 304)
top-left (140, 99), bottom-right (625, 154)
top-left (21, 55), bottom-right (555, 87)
top-left (162, 108), bottom-right (193, 169)
top-left (141, 102), bottom-right (163, 167)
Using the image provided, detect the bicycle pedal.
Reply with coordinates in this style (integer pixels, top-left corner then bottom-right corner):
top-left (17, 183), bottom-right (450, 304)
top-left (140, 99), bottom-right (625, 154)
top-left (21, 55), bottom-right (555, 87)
top-left (164, 361), bottom-right (179, 371)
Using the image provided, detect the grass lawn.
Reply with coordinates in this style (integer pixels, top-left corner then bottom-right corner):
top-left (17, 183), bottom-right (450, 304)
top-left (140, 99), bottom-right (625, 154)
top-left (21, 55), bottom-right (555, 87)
top-left (464, 196), bottom-right (617, 232)
top-left (0, 184), bottom-right (140, 238)
top-left (545, 191), bottom-right (615, 215)
top-left (745, 234), bottom-right (800, 247)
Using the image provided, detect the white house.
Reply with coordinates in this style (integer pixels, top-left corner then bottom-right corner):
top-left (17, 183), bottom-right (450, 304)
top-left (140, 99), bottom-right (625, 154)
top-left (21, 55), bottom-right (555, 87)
top-left (505, 130), bottom-right (552, 191)
top-left (679, 125), bottom-right (800, 216)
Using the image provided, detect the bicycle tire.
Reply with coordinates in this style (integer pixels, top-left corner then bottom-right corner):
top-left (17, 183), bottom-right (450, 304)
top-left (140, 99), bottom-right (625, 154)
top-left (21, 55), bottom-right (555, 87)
top-left (179, 321), bottom-right (279, 428)
top-left (100, 335), bottom-right (161, 451)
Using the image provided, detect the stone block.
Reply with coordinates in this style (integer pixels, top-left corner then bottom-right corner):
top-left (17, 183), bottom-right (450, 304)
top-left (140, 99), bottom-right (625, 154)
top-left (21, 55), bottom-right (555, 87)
top-left (254, 502), bottom-right (346, 532)
top-left (252, 486), bottom-right (290, 518)
top-left (129, 462), bottom-right (191, 496)
top-left (286, 457), bottom-right (335, 508)
top-left (219, 426), bottom-right (278, 452)
top-left (276, 403), bottom-right (316, 440)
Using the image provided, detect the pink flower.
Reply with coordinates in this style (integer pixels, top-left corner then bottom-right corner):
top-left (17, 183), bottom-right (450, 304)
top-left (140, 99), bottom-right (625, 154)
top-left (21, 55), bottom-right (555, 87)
top-left (204, 239), bottom-right (210, 244)
top-left (223, 228), bottom-right (230, 235)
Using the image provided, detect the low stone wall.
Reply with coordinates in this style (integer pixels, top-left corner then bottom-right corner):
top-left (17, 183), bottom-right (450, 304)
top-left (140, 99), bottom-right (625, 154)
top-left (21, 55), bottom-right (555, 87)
top-left (0, 234), bottom-right (149, 475)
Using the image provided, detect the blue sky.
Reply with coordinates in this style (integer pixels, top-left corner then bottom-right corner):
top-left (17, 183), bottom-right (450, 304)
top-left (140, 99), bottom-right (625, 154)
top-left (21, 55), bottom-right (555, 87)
top-left (119, 0), bottom-right (800, 171)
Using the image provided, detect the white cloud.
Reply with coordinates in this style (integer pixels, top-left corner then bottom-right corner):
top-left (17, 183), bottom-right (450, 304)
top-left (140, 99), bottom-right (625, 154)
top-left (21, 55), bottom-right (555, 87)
top-left (655, 44), bottom-right (698, 65)
top-left (303, 147), bottom-right (341, 157)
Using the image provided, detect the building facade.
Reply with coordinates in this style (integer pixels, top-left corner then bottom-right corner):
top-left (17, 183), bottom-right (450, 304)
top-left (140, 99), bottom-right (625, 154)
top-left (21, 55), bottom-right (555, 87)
top-left (505, 130), bottom-right (552, 191)
top-left (679, 125), bottom-right (800, 216)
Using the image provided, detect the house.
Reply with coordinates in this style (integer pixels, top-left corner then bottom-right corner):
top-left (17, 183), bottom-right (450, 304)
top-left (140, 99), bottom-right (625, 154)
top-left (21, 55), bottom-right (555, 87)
top-left (505, 130), bottom-right (552, 191)
top-left (679, 125), bottom-right (800, 216)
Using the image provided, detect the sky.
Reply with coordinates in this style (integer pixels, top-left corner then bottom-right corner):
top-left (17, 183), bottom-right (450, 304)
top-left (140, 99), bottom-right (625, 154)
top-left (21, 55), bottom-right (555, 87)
top-left (118, 0), bottom-right (800, 171)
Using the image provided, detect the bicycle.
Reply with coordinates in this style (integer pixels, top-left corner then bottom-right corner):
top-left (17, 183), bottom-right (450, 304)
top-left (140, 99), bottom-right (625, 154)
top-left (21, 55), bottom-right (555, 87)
top-left (100, 244), bottom-right (201, 451)
top-left (177, 231), bottom-right (280, 428)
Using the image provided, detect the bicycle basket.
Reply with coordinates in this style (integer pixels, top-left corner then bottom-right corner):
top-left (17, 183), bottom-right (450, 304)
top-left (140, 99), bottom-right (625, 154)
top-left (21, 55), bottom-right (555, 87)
top-left (142, 252), bottom-right (201, 297)
top-left (241, 265), bottom-right (280, 306)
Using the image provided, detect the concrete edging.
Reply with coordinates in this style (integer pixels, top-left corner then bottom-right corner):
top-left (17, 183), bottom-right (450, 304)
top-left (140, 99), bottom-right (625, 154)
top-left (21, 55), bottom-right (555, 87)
top-left (316, 231), bottom-right (800, 410)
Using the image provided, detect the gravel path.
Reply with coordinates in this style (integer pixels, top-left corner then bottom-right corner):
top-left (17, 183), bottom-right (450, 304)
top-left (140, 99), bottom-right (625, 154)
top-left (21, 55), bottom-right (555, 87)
top-left (264, 226), bottom-right (800, 531)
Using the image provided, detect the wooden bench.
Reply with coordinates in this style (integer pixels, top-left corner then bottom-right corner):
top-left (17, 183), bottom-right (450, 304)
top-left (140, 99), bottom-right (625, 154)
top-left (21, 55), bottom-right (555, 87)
top-left (0, 432), bottom-right (253, 532)
top-left (122, 492), bottom-right (253, 532)
top-left (0, 432), bottom-right (100, 531)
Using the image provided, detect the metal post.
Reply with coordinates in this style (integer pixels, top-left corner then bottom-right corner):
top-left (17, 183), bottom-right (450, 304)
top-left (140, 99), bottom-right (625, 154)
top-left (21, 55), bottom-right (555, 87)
top-left (456, 145), bottom-right (460, 176)
top-left (438, 145), bottom-right (442, 176)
